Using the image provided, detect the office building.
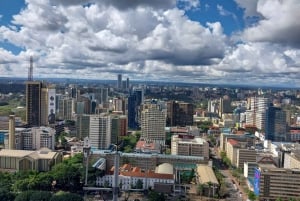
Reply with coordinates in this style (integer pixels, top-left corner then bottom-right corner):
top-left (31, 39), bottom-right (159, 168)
top-left (41, 87), bottom-right (56, 126)
top-left (219, 96), bottom-right (232, 117)
top-left (58, 98), bottom-right (74, 120)
top-left (167, 101), bottom-right (193, 127)
top-left (245, 97), bottom-right (270, 130)
top-left (76, 114), bottom-right (90, 139)
top-left (111, 115), bottom-right (127, 145)
top-left (89, 114), bottom-right (111, 149)
top-left (21, 127), bottom-right (56, 150)
top-left (117, 74), bottom-right (122, 89)
top-left (128, 89), bottom-right (144, 129)
top-left (257, 166), bottom-right (300, 200)
top-left (141, 103), bottom-right (166, 142)
top-left (26, 81), bottom-right (42, 126)
top-left (171, 134), bottom-right (209, 159)
top-left (265, 105), bottom-right (287, 141)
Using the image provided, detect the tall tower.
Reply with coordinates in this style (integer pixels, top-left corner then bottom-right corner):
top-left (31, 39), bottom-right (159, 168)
top-left (141, 103), bottom-right (166, 142)
top-left (26, 81), bottom-right (42, 126)
top-left (89, 114), bottom-right (111, 149)
top-left (8, 115), bottom-right (15, 150)
top-left (28, 56), bottom-right (33, 81)
top-left (265, 105), bottom-right (287, 141)
top-left (117, 74), bottom-right (122, 89)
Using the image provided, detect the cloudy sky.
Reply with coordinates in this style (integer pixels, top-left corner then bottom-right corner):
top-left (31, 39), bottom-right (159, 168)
top-left (0, 0), bottom-right (300, 87)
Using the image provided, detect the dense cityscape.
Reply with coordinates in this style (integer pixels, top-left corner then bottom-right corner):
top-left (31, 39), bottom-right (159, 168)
top-left (1, 0), bottom-right (300, 201)
top-left (1, 70), bottom-right (300, 201)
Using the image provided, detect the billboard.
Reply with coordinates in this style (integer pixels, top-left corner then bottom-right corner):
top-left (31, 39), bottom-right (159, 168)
top-left (253, 168), bottom-right (261, 196)
top-left (48, 88), bottom-right (56, 124)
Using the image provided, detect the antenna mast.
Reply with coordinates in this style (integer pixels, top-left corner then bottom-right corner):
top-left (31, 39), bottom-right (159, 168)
top-left (28, 56), bottom-right (33, 81)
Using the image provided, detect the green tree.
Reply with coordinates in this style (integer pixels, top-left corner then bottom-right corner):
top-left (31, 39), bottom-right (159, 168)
top-left (50, 191), bottom-right (83, 201)
top-left (247, 190), bottom-right (257, 201)
top-left (148, 191), bottom-right (165, 201)
top-left (14, 191), bottom-right (33, 201)
top-left (136, 179), bottom-right (143, 189)
top-left (0, 187), bottom-right (15, 201)
top-left (29, 191), bottom-right (52, 201)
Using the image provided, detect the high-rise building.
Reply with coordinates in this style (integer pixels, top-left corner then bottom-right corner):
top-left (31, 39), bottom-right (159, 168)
top-left (117, 74), bottom-right (122, 89)
top-left (218, 96), bottom-right (232, 117)
top-left (20, 127), bottom-right (55, 150)
top-left (245, 97), bottom-right (270, 130)
top-left (265, 105), bottom-right (287, 141)
top-left (167, 101), bottom-right (194, 127)
top-left (89, 114), bottom-right (111, 149)
top-left (58, 98), bottom-right (74, 120)
top-left (111, 115), bottom-right (127, 145)
top-left (41, 87), bottom-right (56, 126)
top-left (141, 103), bottom-right (166, 142)
top-left (128, 89), bottom-right (144, 129)
top-left (76, 114), bottom-right (90, 139)
top-left (26, 81), bottom-right (42, 126)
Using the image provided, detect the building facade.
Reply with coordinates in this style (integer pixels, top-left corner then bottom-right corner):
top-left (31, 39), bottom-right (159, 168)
top-left (141, 103), bottom-right (166, 142)
top-left (171, 134), bottom-right (209, 159)
top-left (89, 114), bottom-right (111, 150)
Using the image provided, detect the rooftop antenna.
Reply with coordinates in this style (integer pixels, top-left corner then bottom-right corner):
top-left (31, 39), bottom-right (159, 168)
top-left (28, 56), bottom-right (33, 81)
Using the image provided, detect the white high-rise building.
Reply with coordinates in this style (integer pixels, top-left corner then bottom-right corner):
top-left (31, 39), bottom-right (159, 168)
top-left (246, 97), bottom-right (270, 130)
top-left (141, 103), bottom-right (166, 143)
top-left (18, 127), bottom-right (55, 150)
top-left (89, 114), bottom-right (111, 149)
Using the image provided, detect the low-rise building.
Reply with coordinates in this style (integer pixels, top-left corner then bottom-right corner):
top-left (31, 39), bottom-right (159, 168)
top-left (0, 148), bottom-right (62, 172)
top-left (257, 165), bottom-right (300, 201)
top-left (171, 134), bottom-right (209, 159)
top-left (96, 163), bottom-right (174, 191)
top-left (196, 164), bottom-right (219, 197)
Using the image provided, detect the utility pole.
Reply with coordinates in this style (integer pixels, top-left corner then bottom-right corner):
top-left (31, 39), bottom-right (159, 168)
top-left (112, 145), bottom-right (119, 201)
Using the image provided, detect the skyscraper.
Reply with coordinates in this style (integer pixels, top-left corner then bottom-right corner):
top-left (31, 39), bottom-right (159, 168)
top-left (167, 101), bottom-right (194, 127)
top-left (26, 81), bottom-right (42, 126)
top-left (127, 89), bottom-right (144, 129)
top-left (141, 103), bottom-right (166, 142)
top-left (117, 74), bottom-right (122, 89)
top-left (245, 97), bottom-right (270, 130)
top-left (265, 105), bottom-right (287, 141)
top-left (89, 114), bottom-right (111, 149)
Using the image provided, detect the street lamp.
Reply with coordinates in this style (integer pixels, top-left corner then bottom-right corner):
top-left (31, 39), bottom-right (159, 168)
top-left (83, 137), bottom-right (91, 186)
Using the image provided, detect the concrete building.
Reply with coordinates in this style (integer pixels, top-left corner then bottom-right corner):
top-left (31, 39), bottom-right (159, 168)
top-left (26, 81), bottom-right (42, 126)
top-left (111, 115), bottom-right (127, 145)
top-left (245, 97), bottom-right (270, 130)
top-left (167, 101), bottom-right (194, 127)
top-left (58, 97), bottom-right (74, 120)
top-left (284, 151), bottom-right (300, 169)
top-left (196, 164), bottom-right (219, 197)
top-left (89, 114), bottom-right (111, 150)
top-left (265, 106), bottom-right (287, 141)
top-left (0, 148), bottom-right (62, 172)
top-left (171, 134), bottom-right (209, 160)
top-left (96, 163), bottom-right (174, 191)
top-left (76, 114), bottom-right (90, 139)
top-left (141, 103), bottom-right (166, 142)
top-left (257, 166), bottom-right (300, 201)
top-left (15, 127), bottom-right (56, 150)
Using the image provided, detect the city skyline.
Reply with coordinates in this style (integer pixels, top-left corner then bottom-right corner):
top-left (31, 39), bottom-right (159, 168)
top-left (0, 0), bottom-right (300, 87)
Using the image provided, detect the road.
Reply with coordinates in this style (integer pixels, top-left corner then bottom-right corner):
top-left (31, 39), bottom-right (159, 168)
top-left (211, 147), bottom-right (248, 201)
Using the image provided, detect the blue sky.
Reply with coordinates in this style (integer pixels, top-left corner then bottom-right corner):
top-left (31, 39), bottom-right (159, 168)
top-left (0, 0), bottom-right (300, 87)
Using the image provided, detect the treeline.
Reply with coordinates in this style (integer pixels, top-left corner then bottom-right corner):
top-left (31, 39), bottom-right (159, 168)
top-left (0, 153), bottom-right (84, 201)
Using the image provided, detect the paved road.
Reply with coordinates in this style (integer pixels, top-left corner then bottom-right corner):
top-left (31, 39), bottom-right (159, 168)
top-left (212, 148), bottom-right (248, 201)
